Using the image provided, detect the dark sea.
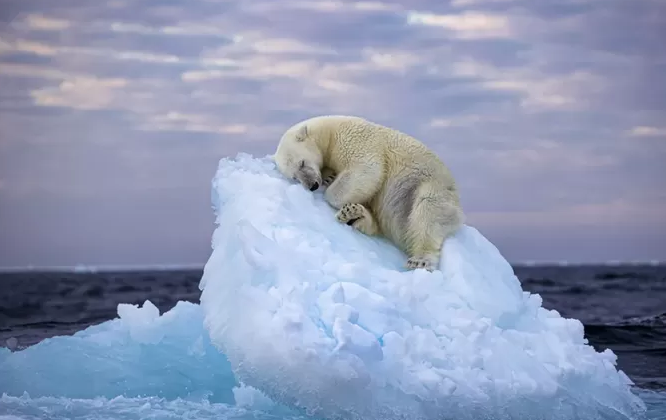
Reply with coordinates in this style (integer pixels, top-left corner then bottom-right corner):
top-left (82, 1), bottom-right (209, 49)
top-left (1, 264), bottom-right (665, 418)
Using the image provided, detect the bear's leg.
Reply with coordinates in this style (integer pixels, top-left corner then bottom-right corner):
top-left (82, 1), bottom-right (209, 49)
top-left (335, 203), bottom-right (379, 236)
top-left (405, 190), bottom-right (462, 272)
top-left (324, 166), bottom-right (383, 210)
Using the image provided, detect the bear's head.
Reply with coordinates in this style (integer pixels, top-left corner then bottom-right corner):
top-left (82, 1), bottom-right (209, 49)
top-left (274, 123), bottom-right (323, 192)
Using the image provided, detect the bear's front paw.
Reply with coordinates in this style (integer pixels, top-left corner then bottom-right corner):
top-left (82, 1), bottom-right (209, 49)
top-left (321, 168), bottom-right (337, 187)
top-left (406, 256), bottom-right (436, 272)
top-left (336, 203), bottom-right (365, 226)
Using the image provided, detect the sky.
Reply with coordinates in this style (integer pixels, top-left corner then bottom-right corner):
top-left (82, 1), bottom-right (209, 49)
top-left (0, 0), bottom-right (665, 268)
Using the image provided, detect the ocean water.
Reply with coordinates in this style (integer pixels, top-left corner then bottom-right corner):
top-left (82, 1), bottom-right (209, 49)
top-left (1, 265), bottom-right (665, 419)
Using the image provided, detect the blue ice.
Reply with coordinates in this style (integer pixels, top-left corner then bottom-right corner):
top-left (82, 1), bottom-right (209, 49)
top-left (0, 153), bottom-right (658, 419)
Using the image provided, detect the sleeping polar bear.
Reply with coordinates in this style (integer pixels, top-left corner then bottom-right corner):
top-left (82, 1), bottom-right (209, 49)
top-left (273, 115), bottom-right (464, 272)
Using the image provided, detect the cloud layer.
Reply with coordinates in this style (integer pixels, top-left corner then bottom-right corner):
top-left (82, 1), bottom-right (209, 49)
top-left (1, 0), bottom-right (665, 266)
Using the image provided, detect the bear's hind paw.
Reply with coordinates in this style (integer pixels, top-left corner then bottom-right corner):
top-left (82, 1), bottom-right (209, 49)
top-left (336, 203), bottom-right (379, 236)
top-left (336, 203), bottom-right (365, 225)
top-left (406, 256), bottom-right (437, 272)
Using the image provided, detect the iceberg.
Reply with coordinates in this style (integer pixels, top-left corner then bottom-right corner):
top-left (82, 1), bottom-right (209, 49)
top-left (198, 153), bottom-right (646, 420)
top-left (0, 153), bottom-right (654, 420)
top-left (0, 300), bottom-right (301, 419)
top-left (0, 301), bottom-right (236, 402)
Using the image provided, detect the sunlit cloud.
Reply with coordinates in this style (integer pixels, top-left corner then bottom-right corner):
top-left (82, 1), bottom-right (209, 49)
top-left (108, 22), bottom-right (232, 38)
top-left (30, 77), bottom-right (129, 110)
top-left (627, 126), bottom-right (666, 138)
top-left (450, 0), bottom-right (515, 7)
top-left (23, 14), bottom-right (71, 31)
top-left (0, 63), bottom-right (80, 80)
top-left (406, 11), bottom-right (512, 39)
top-left (429, 115), bottom-right (499, 128)
top-left (0, 39), bottom-right (59, 56)
top-left (244, 1), bottom-right (401, 13)
top-left (449, 59), bottom-right (606, 110)
top-left (249, 38), bottom-right (336, 55)
top-left (138, 112), bottom-right (248, 135)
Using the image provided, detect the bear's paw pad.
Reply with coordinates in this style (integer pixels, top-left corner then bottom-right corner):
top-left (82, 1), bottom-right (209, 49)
top-left (406, 256), bottom-right (436, 272)
top-left (336, 203), bottom-right (365, 226)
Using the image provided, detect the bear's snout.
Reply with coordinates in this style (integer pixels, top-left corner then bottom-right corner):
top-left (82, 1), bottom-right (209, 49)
top-left (296, 164), bottom-right (321, 192)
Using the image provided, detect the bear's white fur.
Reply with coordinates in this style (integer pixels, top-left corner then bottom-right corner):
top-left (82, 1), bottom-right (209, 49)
top-left (274, 115), bottom-right (464, 271)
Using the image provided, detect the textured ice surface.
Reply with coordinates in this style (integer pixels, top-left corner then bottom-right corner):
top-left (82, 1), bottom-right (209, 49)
top-left (0, 153), bottom-right (658, 420)
top-left (199, 153), bottom-right (647, 420)
top-left (0, 301), bottom-right (301, 419)
top-left (0, 301), bottom-right (236, 402)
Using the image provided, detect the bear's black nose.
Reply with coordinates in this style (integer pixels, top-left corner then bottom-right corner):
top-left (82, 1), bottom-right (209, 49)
top-left (310, 182), bottom-right (319, 191)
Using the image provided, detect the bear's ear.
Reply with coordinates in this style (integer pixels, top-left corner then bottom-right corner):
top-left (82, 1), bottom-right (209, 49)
top-left (295, 125), bottom-right (308, 142)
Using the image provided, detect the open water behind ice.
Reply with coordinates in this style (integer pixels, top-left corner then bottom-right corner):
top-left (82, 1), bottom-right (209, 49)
top-left (1, 264), bottom-right (665, 419)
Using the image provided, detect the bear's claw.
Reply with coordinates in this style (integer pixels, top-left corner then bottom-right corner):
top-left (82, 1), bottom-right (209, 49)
top-left (406, 256), bottom-right (436, 272)
top-left (336, 203), bottom-right (365, 225)
top-left (335, 203), bottom-right (379, 236)
top-left (321, 168), bottom-right (336, 187)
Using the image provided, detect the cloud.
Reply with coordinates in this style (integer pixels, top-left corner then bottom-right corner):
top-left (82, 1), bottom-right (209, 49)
top-left (107, 22), bottom-right (234, 38)
top-left (0, 63), bottom-right (76, 80)
top-left (406, 11), bottom-right (513, 39)
top-left (627, 126), bottom-right (666, 138)
top-left (138, 112), bottom-right (248, 135)
top-left (468, 198), bottom-right (666, 230)
top-left (23, 14), bottom-right (71, 31)
top-left (1, 39), bottom-right (59, 56)
top-left (0, 0), bottom-right (664, 265)
top-left (429, 114), bottom-right (500, 128)
top-left (450, 0), bottom-right (515, 7)
top-left (244, 1), bottom-right (402, 13)
top-left (30, 77), bottom-right (129, 110)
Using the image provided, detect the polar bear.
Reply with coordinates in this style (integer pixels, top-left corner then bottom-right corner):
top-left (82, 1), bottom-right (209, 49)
top-left (273, 115), bottom-right (464, 271)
